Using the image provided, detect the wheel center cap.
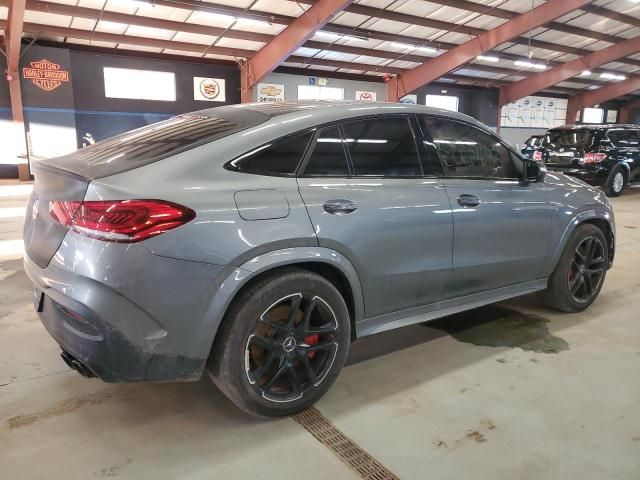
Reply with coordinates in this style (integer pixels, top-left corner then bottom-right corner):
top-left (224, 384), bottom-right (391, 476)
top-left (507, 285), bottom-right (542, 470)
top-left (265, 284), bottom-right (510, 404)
top-left (579, 265), bottom-right (586, 273)
top-left (282, 336), bottom-right (297, 352)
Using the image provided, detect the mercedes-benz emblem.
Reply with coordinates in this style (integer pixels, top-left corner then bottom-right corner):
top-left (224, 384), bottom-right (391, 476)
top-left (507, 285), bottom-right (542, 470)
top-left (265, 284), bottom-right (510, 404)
top-left (282, 337), bottom-right (296, 352)
top-left (32, 199), bottom-right (39, 220)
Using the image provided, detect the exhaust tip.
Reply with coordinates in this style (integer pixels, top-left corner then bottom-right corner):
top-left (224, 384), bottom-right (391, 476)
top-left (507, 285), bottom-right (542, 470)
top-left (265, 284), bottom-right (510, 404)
top-left (60, 351), bottom-right (96, 378)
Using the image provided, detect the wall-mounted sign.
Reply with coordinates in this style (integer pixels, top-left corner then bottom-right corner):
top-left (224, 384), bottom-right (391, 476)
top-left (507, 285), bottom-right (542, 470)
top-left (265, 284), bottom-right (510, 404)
top-left (606, 110), bottom-right (618, 123)
top-left (308, 77), bottom-right (316, 85)
top-left (356, 90), bottom-right (377, 101)
top-left (399, 94), bottom-right (417, 104)
top-left (318, 77), bottom-right (328, 86)
top-left (257, 83), bottom-right (285, 102)
top-left (22, 59), bottom-right (70, 92)
top-left (194, 77), bottom-right (226, 102)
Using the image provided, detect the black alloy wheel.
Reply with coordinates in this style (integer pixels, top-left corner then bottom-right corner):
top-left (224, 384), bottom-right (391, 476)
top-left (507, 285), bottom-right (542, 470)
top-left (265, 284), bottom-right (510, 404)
top-left (245, 293), bottom-right (339, 403)
top-left (567, 236), bottom-right (606, 303)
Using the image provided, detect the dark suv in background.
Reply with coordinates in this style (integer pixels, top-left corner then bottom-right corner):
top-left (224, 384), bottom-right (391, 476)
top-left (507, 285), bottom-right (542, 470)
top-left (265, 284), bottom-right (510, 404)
top-left (534, 124), bottom-right (640, 196)
top-left (521, 134), bottom-right (544, 159)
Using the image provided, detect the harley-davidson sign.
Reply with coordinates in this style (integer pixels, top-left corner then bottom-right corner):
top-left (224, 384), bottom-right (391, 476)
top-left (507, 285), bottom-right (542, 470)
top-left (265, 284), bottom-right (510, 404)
top-left (22, 59), bottom-right (70, 91)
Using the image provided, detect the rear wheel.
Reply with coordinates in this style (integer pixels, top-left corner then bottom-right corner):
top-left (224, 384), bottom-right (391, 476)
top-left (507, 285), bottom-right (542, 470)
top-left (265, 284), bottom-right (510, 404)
top-left (207, 268), bottom-right (350, 417)
top-left (604, 166), bottom-right (626, 197)
top-left (540, 224), bottom-right (608, 312)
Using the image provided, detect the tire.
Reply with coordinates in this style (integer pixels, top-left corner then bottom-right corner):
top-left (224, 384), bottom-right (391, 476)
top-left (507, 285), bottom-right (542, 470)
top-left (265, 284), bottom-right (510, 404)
top-left (604, 166), bottom-right (626, 197)
top-left (540, 223), bottom-right (608, 313)
top-left (207, 267), bottom-right (351, 417)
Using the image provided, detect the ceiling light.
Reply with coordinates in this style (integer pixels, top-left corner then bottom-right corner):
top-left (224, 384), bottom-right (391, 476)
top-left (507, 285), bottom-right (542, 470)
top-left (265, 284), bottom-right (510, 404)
top-left (317, 30), bottom-right (367, 42)
top-left (477, 55), bottom-right (499, 62)
top-left (391, 42), bottom-right (437, 53)
top-left (579, 70), bottom-right (592, 76)
top-left (600, 72), bottom-right (626, 80)
top-left (515, 60), bottom-right (546, 70)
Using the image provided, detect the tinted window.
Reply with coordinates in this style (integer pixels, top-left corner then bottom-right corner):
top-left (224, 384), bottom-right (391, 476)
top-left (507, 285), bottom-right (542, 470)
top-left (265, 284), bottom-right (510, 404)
top-left (607, 130), bottom-right (640, 147)
top-left (304, 126), bottom-right (350, 176)
top-left (229, 131), bottom-right (313, 175)
top-left (49, 112), bottom-right (267, 179)
top-left (545, 129), bottom-right (594, 148)
top-left (422, 117), bottom-right (516, 179)
top-left (342, 117), bottom-right (422, 176)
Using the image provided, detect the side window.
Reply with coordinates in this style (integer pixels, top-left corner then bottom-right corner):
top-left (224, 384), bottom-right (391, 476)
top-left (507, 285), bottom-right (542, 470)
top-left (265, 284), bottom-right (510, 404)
top-left (421, 117), bottom-right (517, 179)
top-left (342, 117), bottom-right (422, 176)
top-left (608, 130), bottom-right (639, 147)
top-left (303, 126), bottom-right (350, 176)
top-left (228, 131), bottom-right (313, 175)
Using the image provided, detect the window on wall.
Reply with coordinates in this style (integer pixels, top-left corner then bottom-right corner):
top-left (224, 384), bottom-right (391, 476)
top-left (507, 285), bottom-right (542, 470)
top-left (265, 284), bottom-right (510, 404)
top-left (425, 94), bottom-right (459, 112)
top-left (583, 107), bottom-right (604, 124)
top-left (297, 85), bottom-right (344, 100)
top-left (103, 67), bottom-right (176, 101)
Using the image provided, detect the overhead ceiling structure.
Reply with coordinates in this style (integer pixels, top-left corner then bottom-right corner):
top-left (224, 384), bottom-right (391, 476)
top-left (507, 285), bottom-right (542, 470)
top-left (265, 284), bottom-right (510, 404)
top-left (0, 0), bottom-right (639, 113)
top-left (567, 75), bottom-right (640, 123)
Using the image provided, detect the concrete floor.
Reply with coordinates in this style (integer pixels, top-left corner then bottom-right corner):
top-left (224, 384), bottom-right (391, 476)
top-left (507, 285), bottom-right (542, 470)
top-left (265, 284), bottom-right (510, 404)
top-left (1, 180), bottom-right (639, 479)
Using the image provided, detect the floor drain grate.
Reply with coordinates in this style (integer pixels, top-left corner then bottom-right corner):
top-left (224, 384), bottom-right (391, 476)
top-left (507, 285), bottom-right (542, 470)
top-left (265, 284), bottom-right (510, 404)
top-left (293, 407), bottom-right (399, 480)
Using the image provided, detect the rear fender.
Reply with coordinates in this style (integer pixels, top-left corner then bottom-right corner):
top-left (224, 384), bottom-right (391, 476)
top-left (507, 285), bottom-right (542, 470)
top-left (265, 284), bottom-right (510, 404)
top-left (201, 247), bottom-right (365, 356)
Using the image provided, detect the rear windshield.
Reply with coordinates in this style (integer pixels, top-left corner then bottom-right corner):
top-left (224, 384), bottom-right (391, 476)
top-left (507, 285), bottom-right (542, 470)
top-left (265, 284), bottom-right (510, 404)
top-left (545, 130), bottom-right (595, 148)
top-left (525, 136), bottom-right (542, 147)
top-left (40, 108), bottom-right (269, 179)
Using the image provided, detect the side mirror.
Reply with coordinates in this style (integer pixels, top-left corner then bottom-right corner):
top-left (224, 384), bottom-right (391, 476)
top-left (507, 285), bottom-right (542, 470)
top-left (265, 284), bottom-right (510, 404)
top-left (522, 159), bottom-right (546, 184)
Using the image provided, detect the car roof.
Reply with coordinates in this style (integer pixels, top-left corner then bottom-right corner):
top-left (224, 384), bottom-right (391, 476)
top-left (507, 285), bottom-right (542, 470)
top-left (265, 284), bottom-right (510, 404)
top-left (192, 100), bottom-right (484, 129)
top-left (550, 124), bottom-right (640, 131)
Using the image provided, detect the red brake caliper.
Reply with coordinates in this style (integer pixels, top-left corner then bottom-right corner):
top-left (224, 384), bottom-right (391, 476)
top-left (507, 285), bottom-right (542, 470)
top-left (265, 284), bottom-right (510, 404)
top-left (304, 335), bottom-right (319, 358)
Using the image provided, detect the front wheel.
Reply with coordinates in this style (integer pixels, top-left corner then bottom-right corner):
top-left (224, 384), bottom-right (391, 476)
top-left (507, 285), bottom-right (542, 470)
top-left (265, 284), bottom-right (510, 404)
top-left (207, 268), bottom-right (351, 417)
top-left (540, 224), bottom-right (608, 313)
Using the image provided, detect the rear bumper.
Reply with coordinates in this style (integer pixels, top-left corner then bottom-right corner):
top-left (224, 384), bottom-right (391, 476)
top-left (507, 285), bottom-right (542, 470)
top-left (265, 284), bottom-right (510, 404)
top-left (24, 234), bottom-right (233, 382)
top-left (31, 285), bottom-right (205, 382)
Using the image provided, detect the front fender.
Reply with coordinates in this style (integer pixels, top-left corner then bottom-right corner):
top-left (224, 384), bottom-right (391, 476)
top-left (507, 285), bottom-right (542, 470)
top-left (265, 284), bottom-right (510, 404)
top-left (200, 247), bottom-right (365, 357)
top-left (546, 207), bottom-right (615, 275)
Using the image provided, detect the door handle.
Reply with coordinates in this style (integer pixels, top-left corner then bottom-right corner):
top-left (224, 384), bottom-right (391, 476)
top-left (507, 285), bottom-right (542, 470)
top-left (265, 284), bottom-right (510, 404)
top-left (457, 194), bottom-right (481, 208)
top-left (323, 199), bottom-right (358, 215)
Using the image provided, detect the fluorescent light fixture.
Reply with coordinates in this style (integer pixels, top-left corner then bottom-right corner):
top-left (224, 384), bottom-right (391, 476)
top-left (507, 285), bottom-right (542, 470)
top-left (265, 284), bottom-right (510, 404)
top-left (316, 31), bottom-right (342, 40)
top-left (514, 60), bottom-right (546, 70)
top-left (316, 30), bottom-right (367, 42)
top-left (579, 70), bottom-right (592, 76)
top-left (391, 42), bottom-right (437, 53)
top-left (600, 72), bottom-right (626, 80)
top-left (477, 55), bottom-right (500, 62)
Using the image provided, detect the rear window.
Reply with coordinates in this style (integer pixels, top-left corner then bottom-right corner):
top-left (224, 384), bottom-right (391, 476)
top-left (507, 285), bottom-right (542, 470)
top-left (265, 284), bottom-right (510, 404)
top-left (41, 109), bottom-right (268, 179)
top-left (545, 130), bottom-right (595, 148)
top-left (526, 136), bottom-right (542, 147)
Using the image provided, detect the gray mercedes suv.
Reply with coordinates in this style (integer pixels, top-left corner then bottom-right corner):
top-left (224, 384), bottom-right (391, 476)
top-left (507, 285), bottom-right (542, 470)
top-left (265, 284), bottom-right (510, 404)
top-left (23, 101), bottom-right (615, 417)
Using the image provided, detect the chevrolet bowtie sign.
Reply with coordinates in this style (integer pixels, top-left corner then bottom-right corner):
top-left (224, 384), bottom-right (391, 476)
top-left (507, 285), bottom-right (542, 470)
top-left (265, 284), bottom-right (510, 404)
top-left (22, 59), bottom-right (70, 92)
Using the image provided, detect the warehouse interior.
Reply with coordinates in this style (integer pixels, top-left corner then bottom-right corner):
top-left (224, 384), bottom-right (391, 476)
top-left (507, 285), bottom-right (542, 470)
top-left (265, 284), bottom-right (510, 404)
top-left (1, 1), bottom-right (640, 479)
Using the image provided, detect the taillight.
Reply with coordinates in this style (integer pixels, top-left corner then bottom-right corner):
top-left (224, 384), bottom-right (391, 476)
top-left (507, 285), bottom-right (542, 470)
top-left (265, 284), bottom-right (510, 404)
top-left (49, 199), bottom-right (195, 243)
top-left (533, 150), bottom-right (543, 161)
top-left (583, 152), bottom-right (607, 164)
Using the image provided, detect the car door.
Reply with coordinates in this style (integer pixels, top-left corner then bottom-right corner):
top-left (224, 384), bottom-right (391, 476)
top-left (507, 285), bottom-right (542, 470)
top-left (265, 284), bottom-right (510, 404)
top-left (418, 116), bottom-right (553, 299)
top-left (297, 115), bottom-right (453, 318)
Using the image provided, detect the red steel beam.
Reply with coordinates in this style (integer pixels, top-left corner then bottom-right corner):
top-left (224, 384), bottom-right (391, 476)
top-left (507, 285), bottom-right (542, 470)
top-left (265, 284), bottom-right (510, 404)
top-left (499, 36), bottom-right (640, 106)
top-left (567, 77), bottom-right (640, 124)
top-left (387, 0), bottom-right (591, 101)
top-left (240, 0), bottom-right (353, 102)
